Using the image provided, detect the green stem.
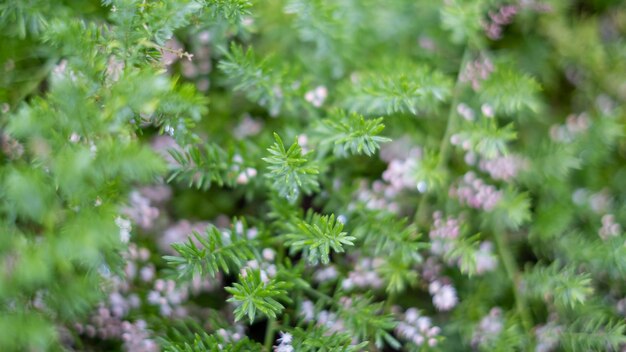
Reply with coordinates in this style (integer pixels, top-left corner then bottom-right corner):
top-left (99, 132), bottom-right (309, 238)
top-left (414, 47), bottom-right (472, 226)
top-left (263, 317), bottom-right (277, 351)
top-left (300, 284), bottom-right (333, 303)
top-left (384, 291), bottom-right (397, 312)
top-left (492, 227), bottom-right (534, 343)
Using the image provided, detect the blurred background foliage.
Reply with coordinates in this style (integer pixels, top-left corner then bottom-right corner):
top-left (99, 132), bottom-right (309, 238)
top-left (1, 0), bottom-right (626, 351)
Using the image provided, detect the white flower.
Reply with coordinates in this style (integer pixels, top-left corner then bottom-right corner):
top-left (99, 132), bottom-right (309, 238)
top-left (115, 216), bottom-right (132, 243)
top-left (277, 332), bottom-right (292, 344)
top-left (432, 284), bottom-right (458, 311)
top-left (262, 248), bottom-right (276, 261)
top-left (304, 86), bottom-right (328, 107)
top-left (475, 241), bottom-right (498, 274)
top-left (300, 300), bottom-right (315, 321)
top-left (275, 345), bottom-right (293, 352)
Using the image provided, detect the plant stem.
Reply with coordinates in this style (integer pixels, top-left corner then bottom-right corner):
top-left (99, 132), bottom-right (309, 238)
top-left (300, 283), bottom-right (333, 303)
top-left (384, 291), bottom-right (396, 312)
top-left (492, 227), bottom-right (534, 342)
top-left (414, 48), bottom-right (472, 226)
top-left (263, 317), bottom-right (277, 351)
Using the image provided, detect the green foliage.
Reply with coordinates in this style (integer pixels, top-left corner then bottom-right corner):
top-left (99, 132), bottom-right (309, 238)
top-left (289, 325), bottom-right (368, 351)
top-left (165, 221), bottom-right (257, 279)
top-left (411, 148), bottom-right (447, 192)
top-left (352, 212), bottom-right (425, 263)
top-left (167, 143), bottom-right (238, 190)
top-left (529, 143), bottom-right (581, 181)
top-left (162, 332), bottom-right (262, 352)
top-left (489, 188), bottom-right (532, 230)
top-left (560, 317), bottom-right (626, 352)
top-left (263, 133), bottom-right (319, 203)
top-left (480, 67), bottom-right (542, 115)
top-left (439, 0), bottom-right (486, 44)
top-left (339, 295), bottom-right (400, 349)
top-left (340, 64), bottom-right (453, 116)
top-left (376, 254), bottom-right (420, 293)
top-left (205, 0), bottom-right (252, 23)
top-left (478, 315), bottom-right (526, 352)
top-left (2, 0), bottom-right (626, 350)
top-left (219, 44), bottom-right (306, 116)
top-left (444, 233), bottom-right (481, 276)
top-left (454, 119), bottom-right (517, 159)
top-left (225, 269), bottom-right (291, 323)
top-left (283, 212), bottom-right (355, 265)
top-left (313, 110), bottom-right (391, 157)
top-left (523, 262), bottom-right (594, 309)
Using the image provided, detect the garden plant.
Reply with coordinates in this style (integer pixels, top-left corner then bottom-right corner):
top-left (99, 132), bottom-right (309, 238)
top-left (1, 0), bottom-right (626, 351)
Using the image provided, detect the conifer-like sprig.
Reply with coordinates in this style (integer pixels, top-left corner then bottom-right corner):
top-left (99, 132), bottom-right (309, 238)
top-left (352, 213), bottom-right (425, 263)
top-left (263, 133), bottom-right (319, 203)
top-left (341, 66), bottom-right (453, 116)
top-left (162, 332), bottom-right (263, 352)
top-left (444, 233), bottom-right (481, 276)
top-left (454, 119), bottom-right (517, 159)
top-left (165, 222), bottom-right (257, 280)
top-left (338, 295), bottom-right (400, 349)
top-left (225, 269), bottom-right (291, 323)
top-left (560, 317), bottom-right (626, 351)
top-left (205, 0), bottom-right (252, 23)
top-left (283, 212), bottom-right (355, 265)
top-left (167, 143), bottom-right (237, 190)
top-left (523, 262), bottom-right (594, 309)
top-left (314, 110), bottom-right (391, 157)
top-left (289, 325), bottom-right (368, 351)
top-left (479, 67), bottom-right (542, 115)
top-left (218, 44), bottom-right (307, 116)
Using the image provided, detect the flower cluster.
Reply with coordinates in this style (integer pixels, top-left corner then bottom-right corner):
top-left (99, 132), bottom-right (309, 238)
top-left (350, 141), bottom-right (423, 213)
top-left (428, 280), bottom-right (459, 311)
top-left (304, 86), bottom-right (328, 108)
top-left (300, 300), bottom-right (346, 335)
top-left (216, 325), bottom-right (247, 345)
top-left (429, 212), bottom-right (497, 275)
top-left (429, 211), bottom-right (461, 256)
top-left (460, 56), bottom-right (494, 91)
top-left (394, 308), bottom-right (441, 347)
top-left (450, 172), bottom-right (502, 211)
top-left (479, 154), bottom-right (528, 181)
top-left (240, 256), bottom-right (278, 284)
top-left (549, 113), bottom-right (591, 143)
top-left (341, 257), bottom-right (384, 291)
top-left (572, 188), bottom-right (613, 214)
top-left (471, 307), bottom-right (504, 348)
top-left (313, 265), bottom-right (339, 283)
top-left (598, 214), bottom-right (622, 240)
top-left (482, 5), bottom-right (518, 40)
top-left (475, 241), bottom-right (498, 274)
top-left (146, 279), bottom-right (190, 317)
top-left (274, 332), bottom-right (294, 352)
top-left (234, 115), bottom-right (264, 139)
top-left (75, 244), bottom-right (157, 351)
top-left (123, 186), bottom-right (171, 230)
top-left (534, 319), bottom-right (563, 352)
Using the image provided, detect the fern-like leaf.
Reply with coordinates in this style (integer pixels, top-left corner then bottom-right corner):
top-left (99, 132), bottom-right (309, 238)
top-left (263, 133), bottom-right (319, 203)
top-left (225, 269), bottom-right (291, 323)
top-left (314, 110), bottom-right (391, 157)
top-left (341, 66), bottom-right (452, 116)
top-left (165, 221), bottom-right (257, 280)
top-left (283, 213), bottom-right (355, 265)
top-left (523, 262), bottom-right (593, 309)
